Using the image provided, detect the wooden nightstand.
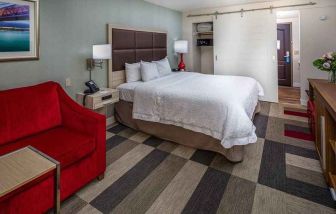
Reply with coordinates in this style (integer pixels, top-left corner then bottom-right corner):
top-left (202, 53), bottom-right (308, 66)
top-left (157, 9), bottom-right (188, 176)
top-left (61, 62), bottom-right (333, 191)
top-left (76, 88), bottom-right (119, 126)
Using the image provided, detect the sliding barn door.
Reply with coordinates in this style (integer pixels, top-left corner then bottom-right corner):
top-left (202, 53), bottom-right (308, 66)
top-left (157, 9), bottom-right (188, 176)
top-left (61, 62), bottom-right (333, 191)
top-left (213, 11), bottom-right (278, 102)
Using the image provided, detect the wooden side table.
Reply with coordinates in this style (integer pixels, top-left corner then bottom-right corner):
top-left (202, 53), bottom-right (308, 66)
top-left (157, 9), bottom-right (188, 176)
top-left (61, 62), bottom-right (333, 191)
top-left (76, 88), bottom-right (119, 127)
top-left (0, 147), bottom-right (60, 213)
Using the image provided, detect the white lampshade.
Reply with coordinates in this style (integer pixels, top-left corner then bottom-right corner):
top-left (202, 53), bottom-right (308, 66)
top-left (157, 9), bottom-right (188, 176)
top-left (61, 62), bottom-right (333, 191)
top-left (174, 40), bottom-right (188, 54)
top-left (93, 44), bottom-right (112, 60)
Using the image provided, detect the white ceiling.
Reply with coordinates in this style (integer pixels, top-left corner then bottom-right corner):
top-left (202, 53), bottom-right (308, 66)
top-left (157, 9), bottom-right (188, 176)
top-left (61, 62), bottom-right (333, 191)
top-left (144, 0), bottom-right (282, 12)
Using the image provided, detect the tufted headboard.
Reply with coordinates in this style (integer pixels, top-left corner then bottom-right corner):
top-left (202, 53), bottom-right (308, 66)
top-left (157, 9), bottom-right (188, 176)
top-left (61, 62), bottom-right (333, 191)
top-left (107, 24), bottom-right (168, 88)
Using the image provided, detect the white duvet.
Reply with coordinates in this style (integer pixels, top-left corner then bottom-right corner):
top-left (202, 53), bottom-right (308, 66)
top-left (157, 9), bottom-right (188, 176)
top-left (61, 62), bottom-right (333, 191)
top-left (132, 72), bottom-right (264, 148)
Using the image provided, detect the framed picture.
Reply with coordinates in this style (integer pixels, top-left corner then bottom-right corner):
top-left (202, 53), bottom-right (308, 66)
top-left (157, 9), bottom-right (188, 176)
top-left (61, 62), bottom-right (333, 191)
top-left (0, 0), bottom-right (39, 62)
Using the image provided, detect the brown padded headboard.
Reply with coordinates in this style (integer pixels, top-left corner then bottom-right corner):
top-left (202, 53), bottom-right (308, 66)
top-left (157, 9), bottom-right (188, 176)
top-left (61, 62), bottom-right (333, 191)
top-left (112, 29), bottom-right (167, 71)
top-left (108, 25), bottom-right (168, 88)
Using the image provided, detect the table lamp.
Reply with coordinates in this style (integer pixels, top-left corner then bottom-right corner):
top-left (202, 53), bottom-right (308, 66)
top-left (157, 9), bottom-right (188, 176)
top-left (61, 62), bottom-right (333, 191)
top-left (174, 40), bottom-right (188, 71)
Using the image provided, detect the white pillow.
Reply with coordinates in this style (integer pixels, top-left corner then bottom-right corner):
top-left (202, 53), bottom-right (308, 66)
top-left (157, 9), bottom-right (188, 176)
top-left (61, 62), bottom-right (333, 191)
top-left (140, 61), bottom-right (160, 82)
top-left (153, 57), bottom-right (172, 77)
top-left (125, 63), bottom-right (141, 83)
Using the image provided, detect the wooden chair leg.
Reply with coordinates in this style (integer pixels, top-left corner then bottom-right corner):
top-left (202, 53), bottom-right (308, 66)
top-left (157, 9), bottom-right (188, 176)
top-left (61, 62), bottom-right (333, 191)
top-left (97, 173), bottom-right (105, 181)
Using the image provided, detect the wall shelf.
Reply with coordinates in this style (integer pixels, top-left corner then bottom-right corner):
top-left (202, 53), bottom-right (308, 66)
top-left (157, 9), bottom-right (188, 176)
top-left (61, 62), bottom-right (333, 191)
top-left (192, 22), bottom-right (214, 74)
top-left (195, 31), bottom-right (213, 36)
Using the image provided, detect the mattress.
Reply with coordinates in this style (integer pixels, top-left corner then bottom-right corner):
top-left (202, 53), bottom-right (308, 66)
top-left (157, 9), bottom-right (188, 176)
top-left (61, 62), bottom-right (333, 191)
top-left (117, 72), bottom-right (263, 148)
top-left (117, 81), bottom-right (143, 102)
top-left (132, 72), bottom-right (264, 148)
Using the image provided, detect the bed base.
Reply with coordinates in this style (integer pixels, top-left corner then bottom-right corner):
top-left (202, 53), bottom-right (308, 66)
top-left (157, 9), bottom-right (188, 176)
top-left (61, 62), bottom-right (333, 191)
top-left (114, 101), bottom-right (261, 163)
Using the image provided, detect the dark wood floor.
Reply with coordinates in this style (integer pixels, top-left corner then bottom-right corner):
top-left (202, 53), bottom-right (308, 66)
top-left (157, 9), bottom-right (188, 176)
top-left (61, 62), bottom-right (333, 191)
top-left (279, 86), bottom-right (300, 105)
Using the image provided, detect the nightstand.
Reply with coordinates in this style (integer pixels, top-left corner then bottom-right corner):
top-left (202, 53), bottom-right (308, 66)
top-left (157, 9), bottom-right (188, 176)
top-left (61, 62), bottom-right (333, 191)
top-left (76, 88), bottom-right (119, 126)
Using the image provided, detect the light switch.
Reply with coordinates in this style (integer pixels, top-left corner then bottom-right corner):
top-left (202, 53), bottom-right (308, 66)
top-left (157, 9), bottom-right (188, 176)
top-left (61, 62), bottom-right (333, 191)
top-left (65, 78), bottom-right (72, 87)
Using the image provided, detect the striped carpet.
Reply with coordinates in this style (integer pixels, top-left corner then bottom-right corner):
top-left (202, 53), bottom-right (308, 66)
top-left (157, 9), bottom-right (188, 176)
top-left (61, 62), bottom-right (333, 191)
top-left (283, 107), bottom-right (314, 141)
top-left (56, 102), bottom-right (335, 214)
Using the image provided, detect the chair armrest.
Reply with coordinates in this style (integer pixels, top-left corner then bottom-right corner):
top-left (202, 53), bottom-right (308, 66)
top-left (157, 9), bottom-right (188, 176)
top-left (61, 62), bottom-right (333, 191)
top-left (57, 86), bottom-right (106, 135)
top-left (57, 85), bottom-right (106, 173)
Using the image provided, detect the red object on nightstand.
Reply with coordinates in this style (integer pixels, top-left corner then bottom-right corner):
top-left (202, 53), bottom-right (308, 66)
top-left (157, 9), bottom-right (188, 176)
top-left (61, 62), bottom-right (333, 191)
top-left (178, 53), bottom-right (186, 71)
top-left (175, 40), bottom-right (188, 71)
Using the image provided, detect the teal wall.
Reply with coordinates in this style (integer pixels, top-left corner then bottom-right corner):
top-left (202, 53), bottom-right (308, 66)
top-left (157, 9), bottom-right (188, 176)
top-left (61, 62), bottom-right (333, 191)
top-left (0, 0), bottom-right (182, 96)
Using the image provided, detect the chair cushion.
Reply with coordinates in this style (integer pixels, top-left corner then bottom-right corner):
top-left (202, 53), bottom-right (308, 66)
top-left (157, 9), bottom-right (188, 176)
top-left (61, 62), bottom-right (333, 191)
top-left (0, 127), bottom-right (95, 168)
top-left (0, 82), bottom-right (62, 145)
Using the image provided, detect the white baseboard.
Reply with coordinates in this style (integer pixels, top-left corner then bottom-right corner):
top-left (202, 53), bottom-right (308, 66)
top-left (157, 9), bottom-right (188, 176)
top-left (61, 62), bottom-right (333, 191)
top-left (293, 82), bottom-right (301, 88)
top-left (106, 116), bottom-right (116, 127)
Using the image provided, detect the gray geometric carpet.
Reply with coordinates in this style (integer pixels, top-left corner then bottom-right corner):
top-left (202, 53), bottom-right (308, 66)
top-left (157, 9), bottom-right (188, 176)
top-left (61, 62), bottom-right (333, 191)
top-left (58, 102), bottom-right (335, 214)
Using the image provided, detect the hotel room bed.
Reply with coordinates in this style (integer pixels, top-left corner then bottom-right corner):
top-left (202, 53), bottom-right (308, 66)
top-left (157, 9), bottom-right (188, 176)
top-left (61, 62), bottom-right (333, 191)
top-left (108, 25), bottom-right (263, 162)
top-left (116, 72), bottom-right (263, 162)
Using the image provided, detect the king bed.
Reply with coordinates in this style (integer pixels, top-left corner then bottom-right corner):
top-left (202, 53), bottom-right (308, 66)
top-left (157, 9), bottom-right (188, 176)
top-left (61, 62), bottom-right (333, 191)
top-left (108, 25), bottom-right (263, 162)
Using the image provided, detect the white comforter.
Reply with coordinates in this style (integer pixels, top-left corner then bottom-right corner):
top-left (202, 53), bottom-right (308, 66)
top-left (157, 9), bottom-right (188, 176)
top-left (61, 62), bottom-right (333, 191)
top-left (132, 72), bottom-right (264, 148)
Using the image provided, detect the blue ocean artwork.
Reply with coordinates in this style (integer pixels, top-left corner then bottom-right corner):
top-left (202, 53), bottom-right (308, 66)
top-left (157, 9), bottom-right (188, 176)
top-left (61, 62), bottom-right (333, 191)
top-left (0, 2), bottom-right (30, 52)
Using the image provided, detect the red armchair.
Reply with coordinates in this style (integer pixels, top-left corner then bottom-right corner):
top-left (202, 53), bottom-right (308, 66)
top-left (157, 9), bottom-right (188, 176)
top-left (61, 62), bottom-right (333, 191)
top-left (0, 81), bottom-right (106, 213)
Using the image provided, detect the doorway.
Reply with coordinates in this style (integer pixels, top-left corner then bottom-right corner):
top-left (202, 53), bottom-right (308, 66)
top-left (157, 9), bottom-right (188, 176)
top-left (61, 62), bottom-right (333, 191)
top-left (277, 11), bottom-right (301, 105)
top-left (277, 23), bottom-right (292, 86)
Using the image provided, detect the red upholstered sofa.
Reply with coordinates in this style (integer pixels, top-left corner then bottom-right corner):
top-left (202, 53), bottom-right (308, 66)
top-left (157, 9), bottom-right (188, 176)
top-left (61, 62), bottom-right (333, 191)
top-left (0, 82), bottom-right (106, 213)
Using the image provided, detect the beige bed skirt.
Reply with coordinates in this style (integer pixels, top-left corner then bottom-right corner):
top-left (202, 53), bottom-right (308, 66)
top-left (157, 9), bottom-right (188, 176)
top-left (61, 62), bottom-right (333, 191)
top-left (115, 100), bottom-right (261, 162)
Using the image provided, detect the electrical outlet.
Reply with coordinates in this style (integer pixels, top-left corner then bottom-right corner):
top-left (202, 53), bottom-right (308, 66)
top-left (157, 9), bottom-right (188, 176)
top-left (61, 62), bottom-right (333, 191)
top-left (65, 78), bottom-right (72, 87)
